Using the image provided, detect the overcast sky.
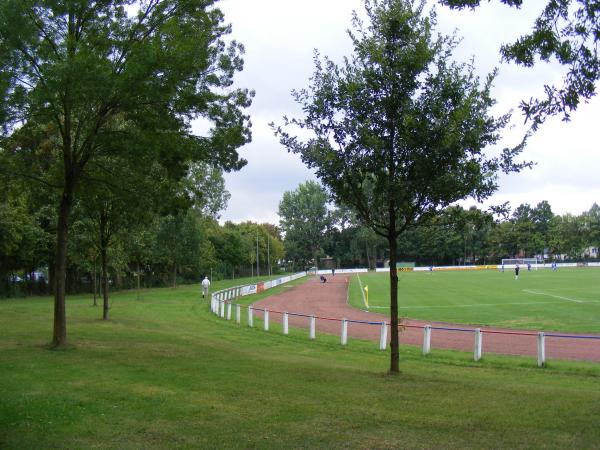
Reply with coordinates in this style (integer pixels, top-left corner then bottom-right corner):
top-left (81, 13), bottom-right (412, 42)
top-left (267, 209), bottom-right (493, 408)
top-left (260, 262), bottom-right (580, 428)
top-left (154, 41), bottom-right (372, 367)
top-left (204, 0), bottom-right (600, 225)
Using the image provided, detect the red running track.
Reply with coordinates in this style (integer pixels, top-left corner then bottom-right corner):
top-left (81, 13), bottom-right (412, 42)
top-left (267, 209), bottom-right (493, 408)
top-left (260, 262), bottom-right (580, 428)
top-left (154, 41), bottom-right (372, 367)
top-left (252, 275), bottom-right (600, 362)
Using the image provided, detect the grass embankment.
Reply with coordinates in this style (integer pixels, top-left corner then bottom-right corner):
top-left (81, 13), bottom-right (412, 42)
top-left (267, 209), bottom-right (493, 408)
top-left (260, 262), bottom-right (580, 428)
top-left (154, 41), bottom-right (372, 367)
top-left (349, 268), bottom-right (600, 332)
top-left (1, 276), bottom-right (600, 449)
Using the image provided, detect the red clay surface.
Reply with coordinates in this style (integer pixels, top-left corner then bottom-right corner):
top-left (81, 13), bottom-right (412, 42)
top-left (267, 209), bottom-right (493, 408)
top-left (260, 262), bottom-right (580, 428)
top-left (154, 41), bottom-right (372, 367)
top-left (253, 275), bottom-right (600, 363)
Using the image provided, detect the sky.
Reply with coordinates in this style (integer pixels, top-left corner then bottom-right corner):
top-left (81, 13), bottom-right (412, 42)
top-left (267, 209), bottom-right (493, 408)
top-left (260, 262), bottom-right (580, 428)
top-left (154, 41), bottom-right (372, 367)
top-left (203, 0), bottom-right (600, 225)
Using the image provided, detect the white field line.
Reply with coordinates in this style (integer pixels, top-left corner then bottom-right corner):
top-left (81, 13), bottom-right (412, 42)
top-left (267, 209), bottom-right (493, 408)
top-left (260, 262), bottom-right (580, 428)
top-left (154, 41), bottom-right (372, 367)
top-left (522, 289), bottom-right (583, 303)
top-left (356, 274), bottom-right (368, 309)
top-left (368, 299), bottom-right (600, 310)
top-left (368, 301), bottom-right (562, 310)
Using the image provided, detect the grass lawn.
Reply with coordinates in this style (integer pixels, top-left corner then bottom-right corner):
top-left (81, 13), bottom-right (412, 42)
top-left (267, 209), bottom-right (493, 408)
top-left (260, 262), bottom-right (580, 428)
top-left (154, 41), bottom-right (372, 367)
top-left (349, 268), bottom-right (600, 333)
top-left (2, 276), bottom-right (600, 449)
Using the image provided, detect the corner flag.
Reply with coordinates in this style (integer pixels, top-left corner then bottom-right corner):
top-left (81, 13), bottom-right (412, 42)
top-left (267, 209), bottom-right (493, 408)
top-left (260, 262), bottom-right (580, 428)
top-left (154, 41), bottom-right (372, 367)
top-left (364, 285), bottom-right (369, 308)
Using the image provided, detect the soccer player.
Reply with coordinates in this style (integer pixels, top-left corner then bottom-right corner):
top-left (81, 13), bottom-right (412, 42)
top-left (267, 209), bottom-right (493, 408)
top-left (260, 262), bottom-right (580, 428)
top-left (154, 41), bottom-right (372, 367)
top-left (515, 264), bottom-right (520, 280)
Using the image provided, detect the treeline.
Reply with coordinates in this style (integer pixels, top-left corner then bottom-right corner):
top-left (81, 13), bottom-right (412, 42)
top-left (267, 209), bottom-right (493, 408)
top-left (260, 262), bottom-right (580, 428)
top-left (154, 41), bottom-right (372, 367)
top-left (1, 193), bottom-right (283, 298)
top-left (279, 182), bottom-right (600, 270)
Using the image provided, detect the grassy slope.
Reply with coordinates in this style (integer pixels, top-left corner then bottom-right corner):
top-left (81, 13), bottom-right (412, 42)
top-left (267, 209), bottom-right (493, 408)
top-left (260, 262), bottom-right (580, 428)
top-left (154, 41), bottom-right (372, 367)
top-left (1, 278), bottom-right (600, 449)
top-left (349, 269), bottom-right (600, 332)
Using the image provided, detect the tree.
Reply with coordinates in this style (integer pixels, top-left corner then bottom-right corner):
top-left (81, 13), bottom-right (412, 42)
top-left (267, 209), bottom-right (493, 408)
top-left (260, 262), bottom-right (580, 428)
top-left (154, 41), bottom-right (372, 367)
top-left (185, 162), bottom-right (232, 219)
top-left (0, 192), bottom-right (50, 296)
top-left (324, 206), bottom-right (388, 269)
top-left (211, 221), bottom-right (248, 278)
top-left (584, 203), bottom-right (600, 250)
top-left (68, 215), bottom-right (100, 304)
top-left (278, 181), bottom-right (331, 270)
top-left (123, 219), bottom-right (158, 300)
top-left (153, 210), bottom-right (215, 287)
top-left (551, 213), bottom-right (586, 259)
top-left (441, 0), bottom-right (600, 128)
top-left (531, 200), bottom-right (554, 257)
top-left (511, 204), bottom-right (544, 258)
top-left (261, 222), bottom-right (285, 276)
top-left (0, 1), bottom-right (252, 347)
top-left (274, 0), bottom-right (528, 373)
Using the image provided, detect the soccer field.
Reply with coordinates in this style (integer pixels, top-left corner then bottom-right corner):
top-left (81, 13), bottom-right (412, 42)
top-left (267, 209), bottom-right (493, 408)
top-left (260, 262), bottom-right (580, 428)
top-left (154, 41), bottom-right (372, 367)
top-left (348, 268), bottom-right (600, 333)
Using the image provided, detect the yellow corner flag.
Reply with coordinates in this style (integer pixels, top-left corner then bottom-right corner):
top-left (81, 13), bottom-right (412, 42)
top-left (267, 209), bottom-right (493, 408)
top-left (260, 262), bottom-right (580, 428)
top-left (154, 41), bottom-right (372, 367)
top-left (364, 285), bottom-right (369, 308)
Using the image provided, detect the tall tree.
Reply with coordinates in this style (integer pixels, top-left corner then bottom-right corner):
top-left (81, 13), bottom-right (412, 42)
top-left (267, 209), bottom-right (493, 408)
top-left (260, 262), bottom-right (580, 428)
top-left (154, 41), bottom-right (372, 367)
top-left (531, 200), bottom-right (554, 257)
top-left (0, 0), bottom-right (252, 347)
top-left (274, 0), bottom-right (528, 373)
top-left (278, 181), bottom-right (331, 270)
top-left (185, 162), bottom-right (232, 219)
top-left (584, 203), bottom-right (600, 250)
top-left (551, 213), bottom-right (586, 258)
top-left (510, 203), bottom-right (540, 256)
top-left (153, 210), bottom-right (215, 287)
top-left (441, 0), bottom-right (600, 128)
top-left (210, 221), bottom-right (248, 278)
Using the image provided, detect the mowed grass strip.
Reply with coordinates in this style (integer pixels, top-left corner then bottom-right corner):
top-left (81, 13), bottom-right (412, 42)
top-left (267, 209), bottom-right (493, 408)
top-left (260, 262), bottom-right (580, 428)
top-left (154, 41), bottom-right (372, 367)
top-left (349, 268), bottom-right (600, 333)
top-left (1, 278), bottom-right (600, 449)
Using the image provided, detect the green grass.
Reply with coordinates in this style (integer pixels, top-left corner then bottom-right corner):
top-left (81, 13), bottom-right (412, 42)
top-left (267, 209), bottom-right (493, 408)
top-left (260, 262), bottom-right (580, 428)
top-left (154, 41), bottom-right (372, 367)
top-left (349, 268), bottom-right (600, 333)
top-left (2, 277), bottom-right (600, 449)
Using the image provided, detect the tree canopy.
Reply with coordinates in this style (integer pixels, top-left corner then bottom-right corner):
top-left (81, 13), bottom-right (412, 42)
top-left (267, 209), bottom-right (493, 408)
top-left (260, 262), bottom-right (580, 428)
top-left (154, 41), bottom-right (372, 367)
top-left (441, 0), bottom-right (600, 128)
top-left (278, 181), bottom-right (331, 270)
top-left (0, 0), bottom-right (253, 346)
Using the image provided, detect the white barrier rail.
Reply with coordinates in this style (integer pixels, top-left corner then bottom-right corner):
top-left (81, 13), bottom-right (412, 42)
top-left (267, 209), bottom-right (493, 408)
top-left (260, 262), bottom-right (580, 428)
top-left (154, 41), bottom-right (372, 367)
top-left (209, 268), bottom-right (600, 365)
top-left (209, 272), bottom-right (307, 311)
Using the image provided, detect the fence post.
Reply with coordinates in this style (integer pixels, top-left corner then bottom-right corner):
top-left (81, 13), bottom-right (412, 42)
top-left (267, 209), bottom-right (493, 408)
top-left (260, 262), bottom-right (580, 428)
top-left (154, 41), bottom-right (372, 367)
top-left (283, 312), bottom-right (289, 335)
top-left (379, 322), bottom-right (388, 350)
top-left (210, 296), bottom-right (215, 314)
top-left (264, 309), bottom-right (269, 331)
top-left (474, 328), bottom-right (482, 361)
top-left (236, 304), bottom-right (241, 324)
top-left (219, 300), bottom-right (225, 318)
top-left (226, 303), bottom-right (232, 321)
top-left (341, 319), bottom-right (348, 346)
top-left (537, 332), bottom-right (546, 367)
top-left (213, 294), bottom-right (219, 314)
top-left (309, 315), bottom-right (316, 340)
top-left (423, 325), bottom-right (431, 355)
top-left (248, 306), bottom-right (254, 328)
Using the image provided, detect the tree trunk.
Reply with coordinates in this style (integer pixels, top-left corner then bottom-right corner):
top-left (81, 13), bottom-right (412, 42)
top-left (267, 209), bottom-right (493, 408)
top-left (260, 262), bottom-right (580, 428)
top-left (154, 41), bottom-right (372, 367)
top-left (52, 189), bottom-right (73, 347)
top-left (92, 254), bottom-right (97, 306)
top-left (100, 208), bottom-right (110, 320)
top-left (172, 265), bottom-right (177, 288)
top-left (388, 234), bottom-right (400, 373)
top-left (136, 261), bottom-right (141, 300)
top-left (101, 246), bottom-right (109, 320)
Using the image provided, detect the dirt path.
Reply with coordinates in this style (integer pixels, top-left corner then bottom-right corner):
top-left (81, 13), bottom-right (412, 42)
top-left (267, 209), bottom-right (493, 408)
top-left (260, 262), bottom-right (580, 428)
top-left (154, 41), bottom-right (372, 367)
top-left (253, 275), bottom-right (600, 362)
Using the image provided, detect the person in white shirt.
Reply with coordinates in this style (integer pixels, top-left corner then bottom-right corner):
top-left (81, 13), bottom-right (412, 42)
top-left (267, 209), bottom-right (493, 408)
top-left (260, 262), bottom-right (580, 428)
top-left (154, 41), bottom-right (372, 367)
top-left (201, 276), bottom-right (210, 298)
